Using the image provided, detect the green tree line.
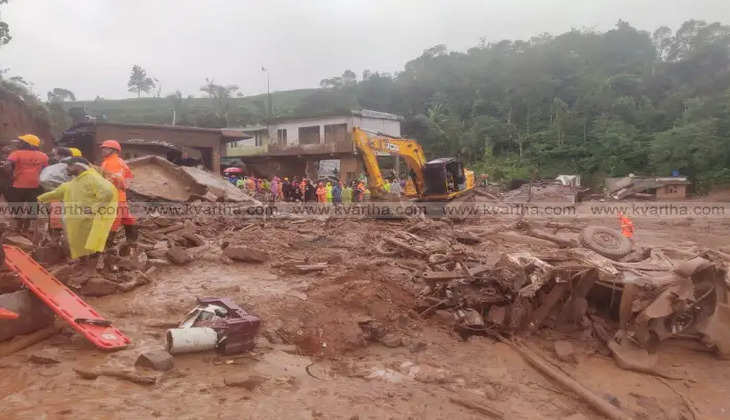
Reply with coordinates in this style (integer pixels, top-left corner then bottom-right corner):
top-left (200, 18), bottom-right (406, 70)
top-left (314, 20), bottom-right (730, 189)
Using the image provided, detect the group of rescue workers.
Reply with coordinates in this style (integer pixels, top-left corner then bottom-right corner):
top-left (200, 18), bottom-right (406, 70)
top-left (1, 134), bottom-right (135, 261)
top-left (227, 174), bottom-right (404, 203)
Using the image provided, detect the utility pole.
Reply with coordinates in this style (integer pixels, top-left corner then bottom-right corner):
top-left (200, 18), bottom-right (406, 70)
top-left (262, 66), bottom-right (272, 120)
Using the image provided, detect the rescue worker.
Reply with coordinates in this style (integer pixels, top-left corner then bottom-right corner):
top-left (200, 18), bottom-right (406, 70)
top-left (99, 140), bottom-right (138, 247)
top-left (316, 182), bottom-right (327, 203)
top-left (282, 177), bottom-right (291, 201)
top-left (299, 178), bottom-right (308, 201)
top-left (356, 181), bottom-right (367, 202)
top-left (304, 180), bottom-right (317, 202)
top-left (342, 183), bottom-right (353, 204)
top-left (39, 147), bottom-right (74, 241)
top-left (332, 181), bottom-right (342, 204)
top-left (37, 158), bottom-right (118, 259)
top-left (290, 177), bottom-right (302, 202)
top-left (270, 176), bottom-right (280, 202)
top-left (325, 181), bottom-right (333, 203)
top-left (619, 212), bottom-right (634, 239)
top-left (4, 134), bottom-right (48, 231)
top-left (390, 178), bottom-right (402, 196)
top-left (246, 176), bottom-right (255, 194)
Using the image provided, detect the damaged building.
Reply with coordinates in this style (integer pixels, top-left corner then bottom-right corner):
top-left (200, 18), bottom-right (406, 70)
top-left (605, 175), bottom-right (692, 200)
top-left (224, 109), bottom-right (402, 182)
top-left (58, 122), bottom-right (252, 173)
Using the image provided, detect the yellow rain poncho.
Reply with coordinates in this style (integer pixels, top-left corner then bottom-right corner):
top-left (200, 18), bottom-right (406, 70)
top-left (37, 169), bottom-right (118, 259)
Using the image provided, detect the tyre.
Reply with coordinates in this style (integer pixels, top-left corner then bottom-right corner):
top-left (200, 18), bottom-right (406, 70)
top-left (579, 225), bottom-right (632, 260)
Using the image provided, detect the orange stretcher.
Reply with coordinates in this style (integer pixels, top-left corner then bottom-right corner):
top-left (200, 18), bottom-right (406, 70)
top-left (2, 245), bottom-right (130, 350)
top-left (0, 307), bottom-right (19, 319)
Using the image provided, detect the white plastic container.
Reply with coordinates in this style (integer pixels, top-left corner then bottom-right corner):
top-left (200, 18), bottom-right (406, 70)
top-left (166, 327), bottom-right (218, 354)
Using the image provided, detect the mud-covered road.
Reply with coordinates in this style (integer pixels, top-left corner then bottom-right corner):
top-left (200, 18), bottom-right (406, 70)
top-left (1, 214), bottom-right (730, 419)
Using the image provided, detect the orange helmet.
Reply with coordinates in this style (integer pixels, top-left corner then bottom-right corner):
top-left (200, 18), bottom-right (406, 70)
top-left (101, 140), bottom-right (121, 152)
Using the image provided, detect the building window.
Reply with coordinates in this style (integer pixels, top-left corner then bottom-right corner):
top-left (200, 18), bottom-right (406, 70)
top-left (277, 129), bottom-right (287, 146)
top-left (298, 126), bottom-right (320, 145)
top-left (324, 123), bottom-right (347, 144)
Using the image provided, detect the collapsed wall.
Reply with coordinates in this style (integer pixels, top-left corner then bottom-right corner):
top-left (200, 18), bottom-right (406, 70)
top-left (0, 86), bottom-right (53, 152)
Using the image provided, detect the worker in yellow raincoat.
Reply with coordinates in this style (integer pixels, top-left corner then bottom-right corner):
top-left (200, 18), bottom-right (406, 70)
top-left (37, 158), bottom-right (118, 259)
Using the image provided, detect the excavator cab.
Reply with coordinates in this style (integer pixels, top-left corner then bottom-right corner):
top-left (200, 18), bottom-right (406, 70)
top-left (423, 158), bottom-right (471, 200)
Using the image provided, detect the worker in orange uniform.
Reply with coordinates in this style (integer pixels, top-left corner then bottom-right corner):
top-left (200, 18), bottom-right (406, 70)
top-left (4, 134), bottom-right (48, 231)
top-left (618, 212), bottom-right (634, 239)
top-left (99, 140), bottom-right (138, 248)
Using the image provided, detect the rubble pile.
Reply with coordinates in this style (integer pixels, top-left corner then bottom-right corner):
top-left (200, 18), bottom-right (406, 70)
top-left (126, 155), bottom-right (260, 203)
top-left (402, 220), bottom-right (730, 372)
top-left (501, 180), bottom-right (584, 203)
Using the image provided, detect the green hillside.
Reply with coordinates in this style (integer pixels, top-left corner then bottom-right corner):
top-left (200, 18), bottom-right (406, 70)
top-left (64, 88), bottom-right (356, 127)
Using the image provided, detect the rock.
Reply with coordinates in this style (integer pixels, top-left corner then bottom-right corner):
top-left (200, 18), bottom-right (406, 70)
top-left (379, 334), bottom-right (403, 348)
top-left (461, 308), bottom-right (485, 328)
top-left (223, 374), bottom-right (269, 390)
top-left (487, 306), bottom-right (507, 326)
top-left (433, 310), bottom-right (455, 325)
top-left (135, 350), bottom-right (174, 371)
top-left (223, 246), bottom-right (270, 263)
top-left (0, 289), bottom-right (55, 341)
top-left (554, 340), bottom-right (576, 363)
top-left (29, 349), bottom-right (61, 365)
top-left (166, 246), bottom-right (192, 265)
top-left (428, 253), bottom-right (449, 264)
top-left (608, 336), bottom-right (658, 371)
top-left (148, 258), bottom-right (171, 266)
top-left (6, 235), bottom-right (34, 250)
top-left (80, 277), bottom-right (118, 297)
top-left (454, 232), bottom-right (481, 245)
top-left (181, 232), bottom-right (205, 247)
top-left (146, 248), bottom-right (169, 259)
top-left (408, 341), bottom-right (427, 353)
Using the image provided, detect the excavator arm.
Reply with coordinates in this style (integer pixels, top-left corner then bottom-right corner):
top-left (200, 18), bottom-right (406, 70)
top-left (352, 127), bottom-right (427, 197)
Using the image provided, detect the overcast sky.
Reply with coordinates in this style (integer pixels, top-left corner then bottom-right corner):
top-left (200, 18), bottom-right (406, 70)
top-left (2, 0), bottom-right (729, 100)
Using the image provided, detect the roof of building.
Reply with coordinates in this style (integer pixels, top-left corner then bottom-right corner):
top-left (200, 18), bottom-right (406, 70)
top-left (119, 138), bottom-right (180, 151)
top-left (64, 121), bottom-right (251, 137)
top-left (351, 109), bottom-right (402, 121)
top-left (264, 108), bottom-right (403, 124)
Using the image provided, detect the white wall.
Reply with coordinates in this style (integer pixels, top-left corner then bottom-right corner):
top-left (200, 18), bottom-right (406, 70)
top-left (269, 116), bottom-right (350, 146)
top-left (353, 116), bottom-right (401, 138)
top-left (268, 115), bottom-right (401, 146)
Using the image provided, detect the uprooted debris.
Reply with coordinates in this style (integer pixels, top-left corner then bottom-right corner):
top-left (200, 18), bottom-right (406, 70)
top-left (410, 221), bottom-right (730, 370)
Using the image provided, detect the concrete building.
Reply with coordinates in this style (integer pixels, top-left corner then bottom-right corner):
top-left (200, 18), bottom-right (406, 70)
top-left (59, 122), bottom-right (251, 173)
top-left (225, 109), bottom-right (402, 182)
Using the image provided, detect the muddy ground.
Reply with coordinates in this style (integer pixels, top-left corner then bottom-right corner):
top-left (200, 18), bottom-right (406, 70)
top-left (1, 211), bottom-right (730, 420)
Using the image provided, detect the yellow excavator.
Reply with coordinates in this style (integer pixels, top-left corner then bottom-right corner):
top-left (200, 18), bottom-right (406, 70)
top-left (352, 127), bottom-right (474, 201)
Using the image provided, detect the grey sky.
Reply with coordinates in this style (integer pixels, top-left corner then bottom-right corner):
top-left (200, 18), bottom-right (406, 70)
top-left (2, 0), bottom-right (729, 100)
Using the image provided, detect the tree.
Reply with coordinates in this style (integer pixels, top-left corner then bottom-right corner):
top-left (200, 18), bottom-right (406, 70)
top-left (127, 65), bottom-right (155, 97)
top-left (199, 78), bottom-right (239, 126)
top-left (342, 70), bottom-right (357, 87)
top-left (0, 0), bottom-right (10, 47)
top-left (47, 88), bottom-right (76, 103)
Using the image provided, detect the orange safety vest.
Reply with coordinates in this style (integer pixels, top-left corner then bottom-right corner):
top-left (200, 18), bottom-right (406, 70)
top-left (620, 215), bottom-right (634, 238)
top-left (101, 154), bottom-right (132, 202)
